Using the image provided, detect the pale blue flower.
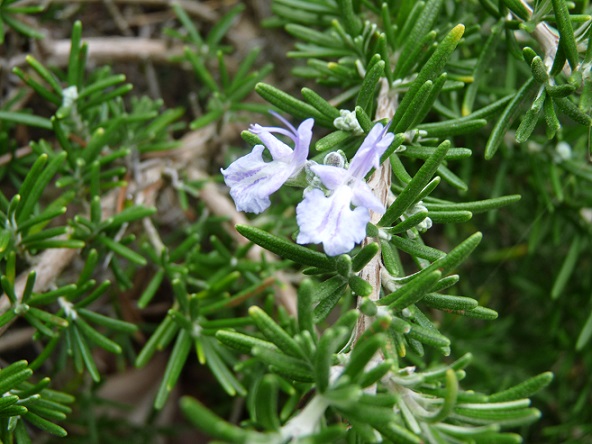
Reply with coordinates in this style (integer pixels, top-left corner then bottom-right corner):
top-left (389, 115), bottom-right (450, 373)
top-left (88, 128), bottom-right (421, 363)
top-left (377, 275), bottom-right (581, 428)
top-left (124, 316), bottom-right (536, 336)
top-left (296, 123), bottom-right (394, 256)
top-left (221, 115), bottom-right (314, 214)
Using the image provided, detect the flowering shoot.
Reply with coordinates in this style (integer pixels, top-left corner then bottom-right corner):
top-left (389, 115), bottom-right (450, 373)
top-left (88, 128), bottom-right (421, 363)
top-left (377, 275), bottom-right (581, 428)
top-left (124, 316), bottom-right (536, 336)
top-left (224, 117), bottom-right (393, 256)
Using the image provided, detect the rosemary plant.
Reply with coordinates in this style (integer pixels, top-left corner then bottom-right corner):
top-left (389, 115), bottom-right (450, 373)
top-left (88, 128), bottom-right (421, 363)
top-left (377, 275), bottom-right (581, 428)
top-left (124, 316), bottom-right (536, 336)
top-left (1, 0), bottom-right (591, 442)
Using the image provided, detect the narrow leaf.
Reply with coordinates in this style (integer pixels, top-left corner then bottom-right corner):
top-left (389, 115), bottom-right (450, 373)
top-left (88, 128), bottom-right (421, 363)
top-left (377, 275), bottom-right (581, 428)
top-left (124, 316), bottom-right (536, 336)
top-left (154, 329), bottom-right (192, 410)
top-left (97, 235), bottom-right (146, 266)
top-left (181, 397), bottom-right (248, 443)
top-left (485, 78), bottom-right (537, 159)
top-left (380, 140), bottom-right (451, 226)
top-left (551, 0), bottom-right (579, 69)
top-left (393, 24), bottom-right (464, 130)
top-left (551, 237), bottom-right (580, 299)
top-left (356, 60), bottom-right (385, 113)
top-left (236, 225), bottom-right (333, 269)
top-left (380, 271), bottom-right (442, 308)
top-left (249, 306), bottom-right (303, 358)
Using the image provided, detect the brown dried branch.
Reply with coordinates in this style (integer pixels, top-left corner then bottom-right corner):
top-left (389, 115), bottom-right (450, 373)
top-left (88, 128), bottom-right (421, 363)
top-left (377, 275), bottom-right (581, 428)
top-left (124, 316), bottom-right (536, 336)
top-left (26, 0), bottom-right (219, 22)
top-left (42, 38), bottom-right (184, 67)
top-left (0, 146), bottom-right (33, 167)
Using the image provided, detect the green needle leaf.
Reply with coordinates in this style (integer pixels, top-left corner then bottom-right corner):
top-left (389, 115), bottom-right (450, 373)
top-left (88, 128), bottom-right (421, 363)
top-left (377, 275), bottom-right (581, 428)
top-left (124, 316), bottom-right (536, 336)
top-left (249, 306), bottom-right (304, 358)
top-left (297, 279), bottom-right (315, 335)
top-left (392, 23), bottom-right (464, 130)
top-left (137, 269), bottom-right (165, 309)
top-left (255, 83), bottom-right (333, 127)
top-left (0, 362), bottom-right (33, 394)
top-left (417, 118), bottom-right (487, 137)
top-left (551, 0), bottom-right (579, 69)
top-left (554, 96), bottom-right (592, 126)
top-left (254, 375), bottom-right (281, 430)
top-left (546, 83), bottom-right (576, 98)
top-left (576, 308), bottom-right (592, 351)
top-left (489, 372), bottom-right (554, 402)
top-left (422, 293), bottom-right (479, 311)
top-left (252, 346), bottom-right (313, 382)
top-left (181, 397), bottom-right (248, 443)
top-left (184, 47), bottom-right (218, 92)
top-left (97, 235), bottom-right (146, 266)
top-left (485, 78), bottom-right (537, 159)
top-left (380, 270), bottom-right (442, 308)
top-left (390, 235), bottom-right (445, 262)
top-left (394, 0), bottom-right (442, 78)
top-left (374, 422), bottom-right (422, 444)
top-left (314, 327), bottom-right (350, 392)
top-left (424, 369), bottom-right (458, 422)
top-left (135, 316), bottom-right (179, 367)
top-left (67, 21), bottom-right (83, 87)
top-left (206, 4), bottom-right (245, 49)
top-left (301, 87), bottom-right (340, 120)
top-left (356, 60), bottom-right (385, 114)
top-left (503, 0), bottom-right (530, 20)
top-left (351, 242), bottom-right (379, 272)
top-left (236, 225), bottom-right (334, 269)
top-left (312, 277), bottom-right (349, 323)
top-left (530, 56), bottom-right (549, 83)
top-left (544, 96), bottom-right (561, 138)
top-left (393, 80), bottom-right (433, 133)
top-left (387, 210), bottom-right (429, 235)
top-left (342, 334), bottom-right (386, 380)
top-left (428, 210), bottom-right (472, 224)
top-left (23, 411), bottom-right (68, 437)
top-left (71, 325), bottom-right (100, 382)
top-left (215, 330), bottom-right (277, 354)
top-left (336, 0), bottom-right (362, 35)
top-left (0, 111), bottom-right (52, 130)
top-left (380, 140), bottom-right (450, 226)
top-left (424, 195), bottom-right (521, 213)
top-left (551, 237), bottom-right (581, 299)
top-left (315, 130), bottom-right (351, 152)
top-left (201, 336), bottom-right (246, 397)
top-left (433, 232), bottom-right (482, 276)
top-left (77, 308), bottom-right (138, 333)
top-left (348, 275), bottom-right (373, 296)
top-left (154, 329), bottom-right (192, 410)
top-left (453, 406), bottom-right (541, 427)
top-left (462, 22), bottom-right (502, 116)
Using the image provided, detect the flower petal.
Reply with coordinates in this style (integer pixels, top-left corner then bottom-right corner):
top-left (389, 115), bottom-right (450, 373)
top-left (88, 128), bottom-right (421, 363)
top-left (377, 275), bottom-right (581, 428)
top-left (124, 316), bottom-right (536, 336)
top-left (310, 164), bottom-right (346, 190)
top-left (348, 123), bottom-right (395, 179)
top-left (222, 117), bottom-right (314, 214)
top-left (293, 118), bottom-right (314, 166)
top-left (250, 125), bottom-right (293, 160)
top-left (221, 145), bottom-right (293, 214)
top-left (351, 180), bottom-right (385, 214)
top-left (249, 117), bottom-right (314, 163)
top-left (296, 186), bottom-right (369, 256)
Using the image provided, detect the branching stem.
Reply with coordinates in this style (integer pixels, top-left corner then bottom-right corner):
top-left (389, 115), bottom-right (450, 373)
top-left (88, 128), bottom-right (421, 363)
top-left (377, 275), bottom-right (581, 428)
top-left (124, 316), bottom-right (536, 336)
top-left (355, 78), bottom-right (396, 341)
